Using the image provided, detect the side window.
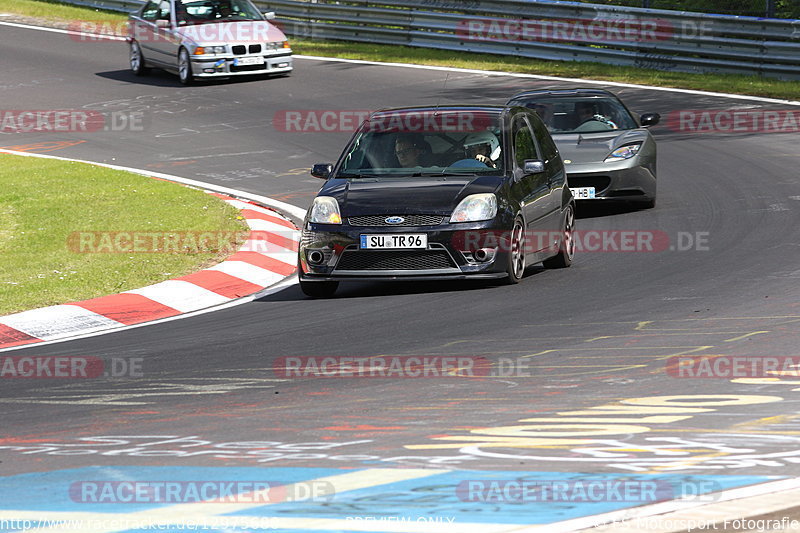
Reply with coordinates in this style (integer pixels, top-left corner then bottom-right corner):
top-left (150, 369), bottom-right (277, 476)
top-left (531, 113), bottom-right (559, 164)
top-left (141, 0), bottom-right (159, 20)
top-left (513, 117), bottom-right (539, 169)
top-left (157, 0), bottom-right (171, 20)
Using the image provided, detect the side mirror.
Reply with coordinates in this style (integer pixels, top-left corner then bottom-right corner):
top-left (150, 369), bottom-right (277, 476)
top-left (155, 19), bottom-right (170, 29)
top-left (311, 163), bottom-right (333, 179)
top-left (263, 11), bottom-right (276, 20)
top-left (523, 159), bottom-right (545, 175)
top-left (640, 113), bottom-right (661, 127)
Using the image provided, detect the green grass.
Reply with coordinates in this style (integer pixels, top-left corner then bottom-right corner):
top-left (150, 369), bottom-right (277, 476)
top-left (0, 0), bottom-right (126, 22)
top-left (1, 0), bottom-right (798, 100)
top-left (0, 155), bottom-right (248, 315)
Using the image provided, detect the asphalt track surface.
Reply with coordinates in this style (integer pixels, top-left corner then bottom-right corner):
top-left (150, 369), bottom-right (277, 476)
top-left (1, 22), bottom-right (800, 532)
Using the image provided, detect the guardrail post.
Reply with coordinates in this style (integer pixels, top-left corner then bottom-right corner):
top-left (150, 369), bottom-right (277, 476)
top-left (765, 0), bottom-right (776, 17)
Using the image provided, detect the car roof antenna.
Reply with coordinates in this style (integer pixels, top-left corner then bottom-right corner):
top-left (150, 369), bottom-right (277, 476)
top-left (434, 73), bottom-right (450, 116)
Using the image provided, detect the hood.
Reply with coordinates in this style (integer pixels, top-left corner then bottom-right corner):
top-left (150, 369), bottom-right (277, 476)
top-left (552, 129), bottom-right (648, 165)
top-left (320, 176), bottom-right (503, 216)
top-left (177, 21), bottom-right (287, 45)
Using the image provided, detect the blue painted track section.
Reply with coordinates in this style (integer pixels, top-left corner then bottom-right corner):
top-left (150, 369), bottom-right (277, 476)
top-left (0, 467), bottom-right (781, 532)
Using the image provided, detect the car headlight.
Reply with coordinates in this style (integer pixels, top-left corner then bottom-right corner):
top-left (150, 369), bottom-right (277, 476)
top-left (309, 197), bottom-right (342, 224)
top-left (195, 45), bottom-right (226, 55)
top-left (449, 193), bottom-right (498, 223)
top-left (604, 143), bottom-right (642, 162)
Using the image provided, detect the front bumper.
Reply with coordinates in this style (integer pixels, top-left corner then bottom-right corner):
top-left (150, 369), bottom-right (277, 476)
top-left (567, 162), bottom-right (656, 202)
top-left (299, 219), bottom-right (514, 281)
top-left (191, 52), bottom-right (292, 77)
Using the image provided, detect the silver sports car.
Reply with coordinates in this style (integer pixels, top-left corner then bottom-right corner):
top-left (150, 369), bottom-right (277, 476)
top-left (507, 88), bottom-right (660, 208)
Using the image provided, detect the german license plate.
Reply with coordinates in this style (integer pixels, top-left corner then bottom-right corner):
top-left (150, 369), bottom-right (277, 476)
top-left (360, 234), bottom-right (427, 249)
top-left (234, 56), bottom-right (264, 66)
top-left (571, 187), bottom-right (596, 199)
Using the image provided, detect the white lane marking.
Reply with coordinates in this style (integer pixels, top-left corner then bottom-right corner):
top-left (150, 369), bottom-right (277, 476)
top-left (0, 274), bottom-right (299, 354)
top-left (240, 238), bottom-right (297, 255)
top-left (126, 280), bottom-right (230, 312)
top-left (295, 55), bottom-right (800, 106)
top-left (208, 261), bottom-right (284, 286)
top-left (246, 217), bottom-right (298, 233)
top-left (261, 251), bottom-right (298, 267)
top-left (0, 20), bottom-right (126, 40)
top-left (0, 150), bottom-right (301, 353)
top-left (0, 305), bottom-right (123, 340)
top-left (223, 198), bottom-right (290, 218)
top-left (1, 19), bottom-right (799, 106)
top-left (19, 468), bottom-right (447, 533)
top-left (0, 149), bottom-right (308, 220)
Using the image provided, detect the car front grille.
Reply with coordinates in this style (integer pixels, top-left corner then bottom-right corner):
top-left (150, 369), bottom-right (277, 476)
top-left (335, 250), bottom-right (456, 271)
top-left (348, 215), bottom-right (444, 227)
top-left (249, 44), bottom-right (261, 54)
top-left (232, 45), bottom-right (246, 55)
top-left (568, 175), bottom-right (611, 192)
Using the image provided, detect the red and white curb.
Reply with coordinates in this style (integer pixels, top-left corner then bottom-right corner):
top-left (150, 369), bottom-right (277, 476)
top-left (0, 150), bottom-right (306, 351)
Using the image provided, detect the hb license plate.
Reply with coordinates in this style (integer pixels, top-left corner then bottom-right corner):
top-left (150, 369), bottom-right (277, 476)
top-left (570, 187), bottom-right (596, 199)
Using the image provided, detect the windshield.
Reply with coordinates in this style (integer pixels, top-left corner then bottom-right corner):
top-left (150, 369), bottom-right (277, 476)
top-left (522, 96), bottom-right (638, 134)
top-left (176, 0), bottom-right (264, 24)
top-left (336, 110), bottom-right (505, 177)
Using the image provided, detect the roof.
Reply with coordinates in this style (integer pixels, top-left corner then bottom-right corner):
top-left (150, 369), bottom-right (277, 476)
top-left (508, 88), bottom-right (617, 101)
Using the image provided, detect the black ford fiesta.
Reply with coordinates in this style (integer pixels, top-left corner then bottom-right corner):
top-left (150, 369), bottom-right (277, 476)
top-left (298, 105), bottom-right (576, 297)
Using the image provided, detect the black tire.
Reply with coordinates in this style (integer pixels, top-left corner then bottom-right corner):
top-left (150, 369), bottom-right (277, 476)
top-left (130, 40), bottom-right (149, 76)
top-left (178, 48), bottom-right (193, 85)
top-left (300, 279), bottom-right (339, 298)
top-left (502, 216), bottom-right (525, 284)
top-left (543, 204), bottom-right (575, 269)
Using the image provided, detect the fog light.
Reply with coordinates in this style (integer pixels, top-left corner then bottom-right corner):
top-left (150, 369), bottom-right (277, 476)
top-left (474, 248), bottom-right (495, 262)
top-left (277, 62), bottom-right (289, 67)
top-left (307, 250), bottom-right (325, 265)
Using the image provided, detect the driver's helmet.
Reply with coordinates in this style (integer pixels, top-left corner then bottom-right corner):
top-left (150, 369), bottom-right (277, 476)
top-left (464, 131), bottom-right (501, 161)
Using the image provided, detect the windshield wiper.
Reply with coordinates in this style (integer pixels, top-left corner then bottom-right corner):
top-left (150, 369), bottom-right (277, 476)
top-left (411, 171), bottom-right (491, 177)
top-left (336, 172), bottom-right (384, 179)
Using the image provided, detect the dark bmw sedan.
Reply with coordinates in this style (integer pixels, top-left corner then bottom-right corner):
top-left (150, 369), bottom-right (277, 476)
top-left (298, 106), bottom-right (576, 297)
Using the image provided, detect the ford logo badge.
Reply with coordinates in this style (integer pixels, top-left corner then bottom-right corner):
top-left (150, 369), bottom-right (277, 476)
top-left (385, 216), bottom-right (405, 224)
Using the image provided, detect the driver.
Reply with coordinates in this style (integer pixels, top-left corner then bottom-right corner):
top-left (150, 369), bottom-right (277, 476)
top-left (394, 134), bottom-right (432, 167)
top-left (463, 131), bottom-right (500, 168)
top-left (216, 1), bottom-right (233, 18)
top-left (574, 102), bottom-right (617, 131)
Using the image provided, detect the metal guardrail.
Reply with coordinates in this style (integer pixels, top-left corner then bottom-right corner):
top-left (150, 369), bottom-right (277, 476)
top-left (63, 0), bottom-right (800, 79)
